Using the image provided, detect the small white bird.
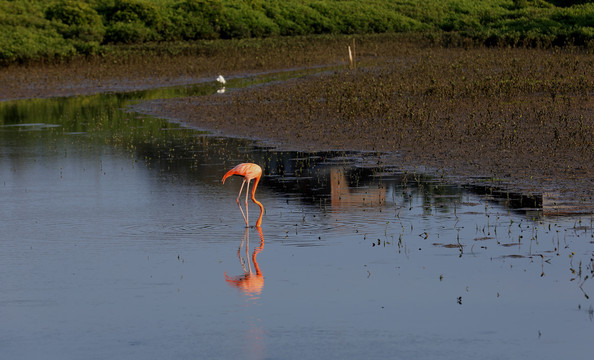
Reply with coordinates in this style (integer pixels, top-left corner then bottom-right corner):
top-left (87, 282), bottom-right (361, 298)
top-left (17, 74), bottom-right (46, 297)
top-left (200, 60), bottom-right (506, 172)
top-left (216, 75), bottom-right (226, 85)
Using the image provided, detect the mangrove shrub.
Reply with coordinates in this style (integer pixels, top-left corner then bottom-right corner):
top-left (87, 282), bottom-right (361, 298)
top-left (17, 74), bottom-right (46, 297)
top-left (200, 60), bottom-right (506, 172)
top-left (1, 0), bottom-right (593, 64)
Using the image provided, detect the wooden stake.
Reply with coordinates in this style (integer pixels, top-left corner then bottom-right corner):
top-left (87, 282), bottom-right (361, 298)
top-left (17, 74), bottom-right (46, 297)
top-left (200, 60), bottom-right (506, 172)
top-left (348, 46), bottom-right (353, 68)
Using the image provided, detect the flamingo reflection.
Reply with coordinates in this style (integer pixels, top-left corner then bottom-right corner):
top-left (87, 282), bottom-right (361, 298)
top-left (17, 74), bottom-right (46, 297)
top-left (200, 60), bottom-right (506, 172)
top-left (224, 227), bottom-right (265, 299)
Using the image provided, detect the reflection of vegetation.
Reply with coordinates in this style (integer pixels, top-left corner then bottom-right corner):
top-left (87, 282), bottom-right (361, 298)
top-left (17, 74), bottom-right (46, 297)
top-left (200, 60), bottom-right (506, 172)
top-left (0, 84), bottom-right (213, 155)
top-left (1, 0), bottom-right (593, 64)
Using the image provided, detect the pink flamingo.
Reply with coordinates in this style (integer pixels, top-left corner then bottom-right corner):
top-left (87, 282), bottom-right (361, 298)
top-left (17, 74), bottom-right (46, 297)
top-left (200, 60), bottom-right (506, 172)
top-left (222, 163), bottom-right (264, 228)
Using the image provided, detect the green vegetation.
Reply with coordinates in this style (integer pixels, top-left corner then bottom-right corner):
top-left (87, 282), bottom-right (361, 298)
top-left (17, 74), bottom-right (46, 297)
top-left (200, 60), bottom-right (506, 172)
top-left (1, 0), bottom-right (593, 64)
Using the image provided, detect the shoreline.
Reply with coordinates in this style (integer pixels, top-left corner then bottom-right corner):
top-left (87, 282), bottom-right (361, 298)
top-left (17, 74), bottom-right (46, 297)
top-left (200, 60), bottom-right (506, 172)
top-left (133, 94), bottom-right (593, 216)
top-left (1, 42), bottom-right (592, 214)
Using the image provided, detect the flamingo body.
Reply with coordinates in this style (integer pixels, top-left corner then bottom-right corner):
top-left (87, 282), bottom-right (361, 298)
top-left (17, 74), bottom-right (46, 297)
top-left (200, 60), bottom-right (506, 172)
top-left (222, 163), bottom-right (264, 227)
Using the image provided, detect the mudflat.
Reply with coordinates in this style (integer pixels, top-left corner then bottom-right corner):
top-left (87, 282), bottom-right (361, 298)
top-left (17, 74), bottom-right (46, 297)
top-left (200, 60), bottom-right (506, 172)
top-left (2, 36), bottom-right (592, 212)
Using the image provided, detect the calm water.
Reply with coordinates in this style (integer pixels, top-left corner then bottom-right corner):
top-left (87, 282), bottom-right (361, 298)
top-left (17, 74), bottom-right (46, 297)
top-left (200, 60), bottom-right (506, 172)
top-left (0, 78), bottom-right (592, 360)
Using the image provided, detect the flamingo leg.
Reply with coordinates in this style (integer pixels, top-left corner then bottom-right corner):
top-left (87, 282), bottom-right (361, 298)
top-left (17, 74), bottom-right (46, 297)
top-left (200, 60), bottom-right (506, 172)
top-left (236, 179), bottom-right (248, 226)
top-left (245, 227), bottom-right (252, 273)
top-left (245, 179), bottom-right (250, 227)
top-left (237, 229), bottom-right (249, 273)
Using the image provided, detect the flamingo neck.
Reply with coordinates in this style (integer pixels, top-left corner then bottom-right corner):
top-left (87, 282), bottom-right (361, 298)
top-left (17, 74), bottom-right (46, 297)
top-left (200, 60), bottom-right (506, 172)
top-left (221, 169), bottom-right (237, 184)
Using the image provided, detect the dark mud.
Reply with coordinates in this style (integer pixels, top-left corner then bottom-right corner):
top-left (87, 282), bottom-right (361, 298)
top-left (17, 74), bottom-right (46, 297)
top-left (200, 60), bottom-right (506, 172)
top-left (135, 46), bottom-right (593, 214)
top-left (0, 35), bottom-right (359, 101)
top-left (1, 36), bottom-right (592, 213)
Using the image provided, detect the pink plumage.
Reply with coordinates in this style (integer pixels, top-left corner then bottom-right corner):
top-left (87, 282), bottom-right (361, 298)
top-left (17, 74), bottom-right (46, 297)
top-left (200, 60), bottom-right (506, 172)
top-left (222, 163), bottom-right (264, 227)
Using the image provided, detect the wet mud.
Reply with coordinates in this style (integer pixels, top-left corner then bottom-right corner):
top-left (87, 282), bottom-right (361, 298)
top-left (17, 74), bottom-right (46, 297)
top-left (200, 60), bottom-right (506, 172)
top-left (0, 35), bottom-right (354, 101)
top-left (136, 46), bottom-right (593, 213)
top-left (1, 36), bottom-right (592, 213)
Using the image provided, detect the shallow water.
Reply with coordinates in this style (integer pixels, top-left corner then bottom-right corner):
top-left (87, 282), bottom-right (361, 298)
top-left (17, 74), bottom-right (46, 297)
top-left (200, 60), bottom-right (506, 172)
top-left (0, 79), bottom-right (593, 360)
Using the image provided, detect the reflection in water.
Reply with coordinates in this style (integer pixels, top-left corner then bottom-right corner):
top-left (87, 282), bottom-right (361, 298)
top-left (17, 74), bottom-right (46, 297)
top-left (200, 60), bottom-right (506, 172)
top-left (2, 78), bottom-right (592, 359)
top-left (224, 227), bottom-right (267, 360)
top-left (225, 227), bottom-right (265, 300)
top-left (330, 167), bottom-right (386, 208)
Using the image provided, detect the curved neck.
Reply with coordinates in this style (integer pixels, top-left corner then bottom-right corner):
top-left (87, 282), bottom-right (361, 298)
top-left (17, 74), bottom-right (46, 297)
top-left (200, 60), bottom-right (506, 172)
top-left (221, 169), bottom-right (236, 183)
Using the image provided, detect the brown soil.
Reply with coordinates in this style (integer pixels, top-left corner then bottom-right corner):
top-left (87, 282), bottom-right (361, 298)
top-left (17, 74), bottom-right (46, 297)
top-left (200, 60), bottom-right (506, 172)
top-left (1, 35), bottom-right (592, 214)
top-left (0, 36), bottom-right (356, 100)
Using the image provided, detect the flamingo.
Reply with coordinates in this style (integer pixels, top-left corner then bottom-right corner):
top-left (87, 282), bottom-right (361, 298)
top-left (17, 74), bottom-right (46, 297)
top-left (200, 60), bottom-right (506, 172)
top-left (222, 163), bottom-right (264, 228)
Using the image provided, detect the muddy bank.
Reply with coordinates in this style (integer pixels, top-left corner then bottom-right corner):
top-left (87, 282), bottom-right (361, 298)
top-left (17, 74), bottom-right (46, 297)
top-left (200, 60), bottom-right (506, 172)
top-left (1, 37), bottom-right (592, 213)
top-left (133, 46), bottom-right (593, 214)
top-left (0, 35), bottom-right (368, 101)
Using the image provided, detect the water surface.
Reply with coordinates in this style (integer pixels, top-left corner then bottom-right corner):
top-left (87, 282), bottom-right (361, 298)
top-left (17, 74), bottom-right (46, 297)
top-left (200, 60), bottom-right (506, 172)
top-left (0, 79), bottom-right (592, 359)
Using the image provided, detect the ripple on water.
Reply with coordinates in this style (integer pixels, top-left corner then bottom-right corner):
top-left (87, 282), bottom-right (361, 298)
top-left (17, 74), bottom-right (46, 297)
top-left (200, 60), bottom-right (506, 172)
top-left (120, 221), bottom-right (238, 243)
top-left (0, 123), bottom-right (61, 130)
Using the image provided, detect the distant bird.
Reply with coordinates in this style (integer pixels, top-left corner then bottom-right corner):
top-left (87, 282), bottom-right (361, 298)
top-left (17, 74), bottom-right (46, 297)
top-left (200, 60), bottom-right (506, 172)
top-left (222, 163), bottom-right (264, 228)
top-left (216, 75), bottom-right (226, 85)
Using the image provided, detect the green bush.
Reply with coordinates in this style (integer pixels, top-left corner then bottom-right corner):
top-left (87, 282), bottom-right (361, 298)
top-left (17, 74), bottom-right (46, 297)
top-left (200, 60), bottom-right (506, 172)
top-left (105, 21), bottom-right (153, 43)
top-left (171, 0), bottom-right (223, 40)
top-left (1, 0), bottom-right (594, 64)
top-left (219, 2), bottom-right (279, 39)
top-left (0, 24), bottom-right (75, 63)
top-left (274, 1), bottom-right (337, 35)
top-left (98, 0), bottom-right (166, 43)
top-left (45, 0), bottom-right (105, 43)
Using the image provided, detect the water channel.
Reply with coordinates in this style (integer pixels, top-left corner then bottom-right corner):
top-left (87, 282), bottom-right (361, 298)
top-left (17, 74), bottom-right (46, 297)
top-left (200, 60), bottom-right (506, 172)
top-left (0, 75), bottom-right (592, 359)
